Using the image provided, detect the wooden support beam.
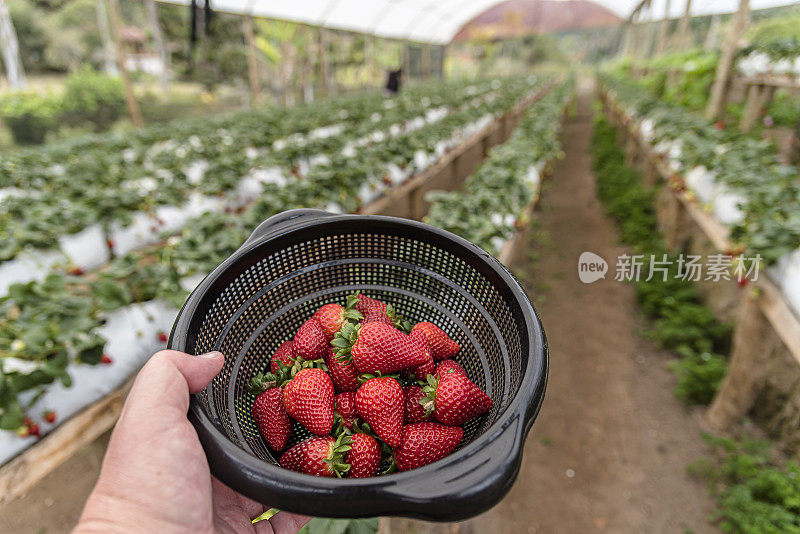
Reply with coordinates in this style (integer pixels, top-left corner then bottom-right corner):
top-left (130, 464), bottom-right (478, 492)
top-left (655, 0), bottom-right (672, 56)
top-left (403, 41), bottom-right (411, 79)
top-left (145, 0), bottom-right (169, 93)
top-left (107, 0), bottom-right (142, 128)
top-left (707, 291), bottom-right (774, 430)
top-left (677, 0), bottom-right (692, 49)
top-left (242, 15), bottom-right (262, 106)
top-left (422, 44), bottom-right (431, 81)
top-left (739, 83), bottom-right (763, 132)
top-left (706, 0), bottom-right (749, 120)
top-left (0, 0), bottom-right (26, 88)
top-left (317, 28), bottom-right (329, 98)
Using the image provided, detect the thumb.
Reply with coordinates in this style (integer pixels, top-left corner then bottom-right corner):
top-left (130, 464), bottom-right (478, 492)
top-left (146, 349), bottom-right (225, 393)
top-left (123, 350), bottom-right (225, 417)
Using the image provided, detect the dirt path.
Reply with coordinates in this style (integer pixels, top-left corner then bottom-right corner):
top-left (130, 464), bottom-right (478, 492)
top-left (384, 79), bottom-right (718, 534)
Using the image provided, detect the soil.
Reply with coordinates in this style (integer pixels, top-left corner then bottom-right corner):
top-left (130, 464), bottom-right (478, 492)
top-left (0, 78), bottom-right (719, 534)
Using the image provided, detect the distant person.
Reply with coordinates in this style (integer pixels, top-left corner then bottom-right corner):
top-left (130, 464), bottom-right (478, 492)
top-left (385, 69), bottom-right (402, 95)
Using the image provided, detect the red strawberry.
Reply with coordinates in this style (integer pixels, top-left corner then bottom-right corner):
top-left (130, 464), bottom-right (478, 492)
top-left (253, 388), bottom-right (291, 451)
top-left (435, 359), bottom-right (466, 380)
top-left (325, 348), bottom-right (359, 392)
top-left (404, 385), bottom-right (431, 424)
top-left (292, 318), bottom-right (328, 360)
top-left (394, 423), bottom-right (464, 472)
top-left (355, 293), bottom-right (388, 316)
top-left (279, 435), bottom-right (351, 477)
top-left (356, 377), bottom-right (404, 448)
top-left (361, 311), bottom-right (394, 326)
top-left (335, 391), bottom-right (358, 430)
top-left (422, 373), bottom-right (492, 426)
top-left (283, 368), bottom-right (334, 436)
top-left (68, 267), bottom-right (85, 276)
top-left (345, 433), bottom-right (382, 478)
top-left (737, 277), bottom-right (749, 287)
top-left (334, 322), bottom-right (429, 375)
top-left (27, 422), bottom-right (41, 438)
top-left (157, 331), bottom-right (168, 343)
top-left (43, 410), bottom-right (57, 424)
top-left (100, 354), bottom-right (113, 364)
top-left (407, 329), bottom-right (435, 380)
top-left (270, 340), bottom-right (295, 374)
top-left (410, 322), bottom-right (459, 361)
top-left (313, 302), bottom-right (362, 340)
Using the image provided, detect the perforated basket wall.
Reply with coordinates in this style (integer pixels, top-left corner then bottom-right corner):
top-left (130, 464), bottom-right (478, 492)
top-left (171, 210), bottom-right (547, 520)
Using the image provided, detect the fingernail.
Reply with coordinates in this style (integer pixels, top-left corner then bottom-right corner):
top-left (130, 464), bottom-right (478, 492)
top-left (199, 351), bottom-right (223, 359)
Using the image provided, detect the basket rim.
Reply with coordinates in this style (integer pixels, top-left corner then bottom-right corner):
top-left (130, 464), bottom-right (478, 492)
top-left (171, 211), bottom-right (548, 516)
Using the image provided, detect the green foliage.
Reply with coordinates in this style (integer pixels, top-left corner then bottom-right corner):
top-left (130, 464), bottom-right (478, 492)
top-left (690, 433), bottom-right (800, 533)
top-left (765, 91), bottom-right (800, 129)
top-left (591, 115), bottom-right (730, 405)
top-left (0, 91), bottom-right (60, 144)
top-left (299, 517), bottom-right (379, 534)
top-left (62, 68), bottom-right (126, 131)
top-left (426, 78), bottom-right (573, 254)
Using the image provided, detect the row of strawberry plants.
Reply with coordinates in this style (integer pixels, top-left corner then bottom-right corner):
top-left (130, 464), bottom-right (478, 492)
top-left (425, 77), bottom-right (573, 254)
top-left (591, 113), bottom-right (732, 405)
top-left (0, 78), bottom-right (526, 267)
top-left (0, 78), bottom-right (538, 296)
top-left (0, 77), bottom-right (551, 443)
top-left (599, 73), bottom-right (800, 316)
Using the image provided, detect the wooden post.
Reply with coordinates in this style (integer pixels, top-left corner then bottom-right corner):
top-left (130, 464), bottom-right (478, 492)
top-left (707, 291), bottom-right (773, 430)
top-left (107, 0), bottom-right (142, 128)
top-left (0, 0), bottom-right (26, 88)
top-left (95, 0), bottom-right (116, 74)
top-left (145, 0), bottom-right (169, 93)
top-left (242, 15), bottom-right (262, 106)
top-left (655, 0), bottom-right (672, 56)
top-left (403, 41), bottom-right (411, 79)
top-left (366, 34), bottom-right (376, 83)
top-left (422, 44), bottom-right (431, 81)
top-left (621, 22), bottom-right (634, 56)
top-left (677, 0), bottom-right (692, 49)
top-left (739, 83), bottom-right (762, 131)
top-left (705, 0), bottom-right (749, 120)
top-left (317, 28), bottom-right (328, 98)
top-left (704, 14), bottom-right (719, 50)
top-left (302, 26), bottom-right (313, 102)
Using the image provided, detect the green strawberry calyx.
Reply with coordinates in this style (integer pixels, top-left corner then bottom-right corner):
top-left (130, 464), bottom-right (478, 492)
top-left (343, 293), bottom-right (364, 322)
top-left (324, 433), bottom-right (353, 478)
top-left (419, 374), bottom-right (438, 415)
top-left (385, 303), bottom-right (413, 334)
top-left (247, 357), bottom-right (327, 395)
top-left (378, 441), bottom-right (397, 475)
top-left (332, 321), bottom-right (361, 363)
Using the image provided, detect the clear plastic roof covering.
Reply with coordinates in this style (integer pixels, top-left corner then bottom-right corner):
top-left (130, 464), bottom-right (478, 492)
top-left (158, 0), bottom-right (800, 44)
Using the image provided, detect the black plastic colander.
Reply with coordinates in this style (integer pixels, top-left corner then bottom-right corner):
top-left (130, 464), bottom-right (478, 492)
top-left (169, 209), bottom-right (548, 521)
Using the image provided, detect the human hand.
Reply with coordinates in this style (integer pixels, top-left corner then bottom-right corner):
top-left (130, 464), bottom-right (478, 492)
top-left (74, 350), bottom-right (311, 534)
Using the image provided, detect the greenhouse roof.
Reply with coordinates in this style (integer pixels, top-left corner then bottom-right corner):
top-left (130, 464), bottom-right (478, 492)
top-left (157, 0), bottom-right (800, 44)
